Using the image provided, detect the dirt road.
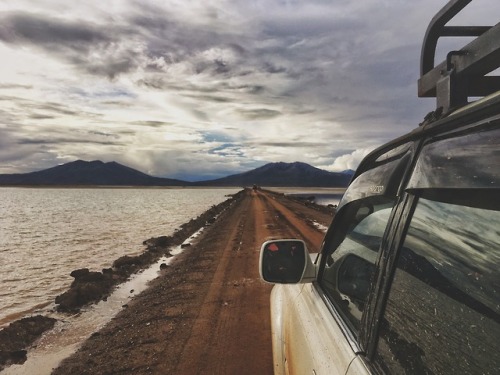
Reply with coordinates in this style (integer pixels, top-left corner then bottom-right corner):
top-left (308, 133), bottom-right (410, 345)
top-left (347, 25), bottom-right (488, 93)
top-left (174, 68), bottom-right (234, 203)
top-left (52, 189), bottom-right (333, 375)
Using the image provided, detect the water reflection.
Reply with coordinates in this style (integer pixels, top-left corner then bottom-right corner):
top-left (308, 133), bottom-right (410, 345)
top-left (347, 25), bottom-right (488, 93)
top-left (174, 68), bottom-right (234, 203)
top-left (378, 195), bottom-right (500, 374)
top-left (404, 197), bottom-right (500, 313)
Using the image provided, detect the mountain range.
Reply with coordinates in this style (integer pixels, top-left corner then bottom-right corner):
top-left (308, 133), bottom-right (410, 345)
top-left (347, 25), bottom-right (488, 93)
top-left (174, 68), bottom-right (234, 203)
top-left (0, 160), bottom-right (353, 187)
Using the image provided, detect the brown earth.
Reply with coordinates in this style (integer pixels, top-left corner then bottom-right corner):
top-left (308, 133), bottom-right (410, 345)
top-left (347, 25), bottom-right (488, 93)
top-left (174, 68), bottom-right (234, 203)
top-left (52, 189), bottom-right (333, 375)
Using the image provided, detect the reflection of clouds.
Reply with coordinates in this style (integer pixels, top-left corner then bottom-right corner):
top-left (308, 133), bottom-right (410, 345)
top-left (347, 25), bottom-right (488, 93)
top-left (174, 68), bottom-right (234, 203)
top-left (355, 205), bottom-right (392, 235)
top-left (405, 198), bottom-right (500, 313)
top-left (410, 128), bottom-right (500, 189)
top-left (340, 160), bottom-right (399, 208)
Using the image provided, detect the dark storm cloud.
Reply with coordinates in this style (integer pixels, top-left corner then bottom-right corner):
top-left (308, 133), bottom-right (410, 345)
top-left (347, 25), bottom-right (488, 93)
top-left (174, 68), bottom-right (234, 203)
top-left (15, 97), bottom-right (102, 120)
top-left (36, 103), bottom-right (82, 117)
top-left (0, 127), bottom-right (43, 168)
top-left (0, 94), bottom-right (99, 121)
top-left (184, 94), bottom-right (234, 104)
top-left (128, 11), bottom-right (220, 60)
top-left (262, 62), bottom-right (287, 74)
top-left (17, 137), bottom-right (121, 146)
top-left (132, 121), bottom-right (175, 128)
top-left (28, 114), bottom-right (55, 120)
top-left (191, 109), bottom-right (210, 122)
top-left (14, 126), bottom-right (124, 148)
top-left (127, 6), bottom-right (249, 53)
top-left (260, 141), bottom-right (327, 148)
top-left (100, 101), bottom-right (133, 108)
top-left (0, 83), bottom-right (33, 90)
top-left (0, 12), bottom-right (109, 45)
top-left (136, 78), bottom-right (169, 90)
top-left (237, 108), bottom-right (282, 120)
top-left (88, 130), bottom-right (116, 137)
top-left (0, 12), bottom-right (140, 79)
top-left (262, 17), bottom-right (361, 47)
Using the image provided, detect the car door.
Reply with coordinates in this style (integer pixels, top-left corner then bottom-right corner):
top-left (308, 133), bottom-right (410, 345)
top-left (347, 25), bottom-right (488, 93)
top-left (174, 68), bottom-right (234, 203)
top-left (276, 141), bottom-right (414, 375)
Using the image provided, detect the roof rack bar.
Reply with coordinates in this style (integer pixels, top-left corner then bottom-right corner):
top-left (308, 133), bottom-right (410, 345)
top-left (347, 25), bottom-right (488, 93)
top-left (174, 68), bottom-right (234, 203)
top-left (440, 25), bottom-right (491, 37)
top-left (420, 0), bottom-right (472, 76)
top-left (419, 0), bottom-right (500, 114)
top-left (419, 23), bottom-right (500, 97)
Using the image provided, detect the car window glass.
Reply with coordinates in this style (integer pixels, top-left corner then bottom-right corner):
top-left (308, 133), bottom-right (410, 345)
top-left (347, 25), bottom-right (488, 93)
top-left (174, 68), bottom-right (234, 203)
top-left (318, 142), bottom-right (412, 335)
top-left (321, 197), bottom-right (394, 331)
top-left (376, 191), bottom-right (500, 374)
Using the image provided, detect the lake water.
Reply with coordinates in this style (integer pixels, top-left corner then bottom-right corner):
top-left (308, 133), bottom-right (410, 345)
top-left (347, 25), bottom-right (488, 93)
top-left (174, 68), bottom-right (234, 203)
top-left (0, 187), bottom-right (239, 328)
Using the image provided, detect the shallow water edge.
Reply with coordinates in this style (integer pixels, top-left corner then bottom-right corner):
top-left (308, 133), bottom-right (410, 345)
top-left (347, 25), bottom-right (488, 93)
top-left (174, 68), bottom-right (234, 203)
top-left (0, 190), bottom-right (245, 373)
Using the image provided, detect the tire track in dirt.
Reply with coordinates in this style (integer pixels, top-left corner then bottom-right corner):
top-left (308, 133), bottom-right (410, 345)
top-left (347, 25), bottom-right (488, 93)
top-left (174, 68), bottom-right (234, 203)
top-left (255, 190), bottom-right (327, 252)
top-left (172, 190), bottom-right (273, 375)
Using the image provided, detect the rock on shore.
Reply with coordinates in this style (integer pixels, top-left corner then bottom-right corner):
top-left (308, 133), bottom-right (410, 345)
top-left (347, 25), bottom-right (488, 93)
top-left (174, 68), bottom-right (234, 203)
top-left (0, 316), bottom-right (57, 371)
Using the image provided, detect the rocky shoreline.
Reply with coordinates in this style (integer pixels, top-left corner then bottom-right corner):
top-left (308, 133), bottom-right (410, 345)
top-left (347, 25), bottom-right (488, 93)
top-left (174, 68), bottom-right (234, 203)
top-left (0, 190), bottom-right (245, 371)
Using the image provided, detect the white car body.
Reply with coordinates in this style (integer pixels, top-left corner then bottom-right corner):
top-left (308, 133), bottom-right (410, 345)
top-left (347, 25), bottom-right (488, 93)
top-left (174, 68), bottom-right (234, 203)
top-left (265, 251), bottom-right (369, 375)
top-left (270, 284), bottom-right (366, 375)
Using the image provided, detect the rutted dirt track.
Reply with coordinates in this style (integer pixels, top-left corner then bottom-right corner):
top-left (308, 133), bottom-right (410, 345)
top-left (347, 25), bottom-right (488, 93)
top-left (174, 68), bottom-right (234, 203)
top-left (52, 189), bottom-right (333, 375)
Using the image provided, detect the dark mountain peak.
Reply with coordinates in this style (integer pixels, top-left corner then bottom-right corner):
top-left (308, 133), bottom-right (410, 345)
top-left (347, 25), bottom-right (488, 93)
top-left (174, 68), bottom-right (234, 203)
top-left (0, 160), bottom-right (187, 186)
top-left (199, 161), bottom-right (353, 187)
top-left (46, 160), bottom-right (105, 173)
top-left (253, 161), bottom-right (317, 173)
top-left (267, 161), bottom-right (304, 167)
top-left (69, 159), bottom-right (103, 166)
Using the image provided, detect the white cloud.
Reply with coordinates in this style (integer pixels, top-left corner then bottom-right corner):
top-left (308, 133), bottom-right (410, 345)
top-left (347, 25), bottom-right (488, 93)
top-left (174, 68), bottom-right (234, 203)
top-left (322, 148), bottom-right (375, 172)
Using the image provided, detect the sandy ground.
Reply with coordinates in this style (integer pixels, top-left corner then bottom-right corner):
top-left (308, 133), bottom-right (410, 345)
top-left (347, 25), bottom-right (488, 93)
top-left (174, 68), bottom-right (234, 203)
top-left (51, 189), bottom-right (333, 375)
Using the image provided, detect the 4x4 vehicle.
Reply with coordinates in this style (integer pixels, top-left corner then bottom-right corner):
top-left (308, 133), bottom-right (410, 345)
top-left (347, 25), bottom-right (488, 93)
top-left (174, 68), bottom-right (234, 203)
top-left (259, 1), bottom-right (500, 374)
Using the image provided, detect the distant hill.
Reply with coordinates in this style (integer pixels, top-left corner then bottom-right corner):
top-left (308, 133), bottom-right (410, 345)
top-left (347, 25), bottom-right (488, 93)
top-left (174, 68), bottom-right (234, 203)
top-left (0, 160), bottom-right (187, 186)
top-left (0, 160), bottom-right (353, 187)
top-left (197, 162), bottom-right (352, 187)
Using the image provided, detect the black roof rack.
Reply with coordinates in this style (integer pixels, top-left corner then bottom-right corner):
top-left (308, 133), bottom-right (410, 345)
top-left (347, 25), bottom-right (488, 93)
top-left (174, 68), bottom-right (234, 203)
top-left (418, 0), bottom-right (500, 115)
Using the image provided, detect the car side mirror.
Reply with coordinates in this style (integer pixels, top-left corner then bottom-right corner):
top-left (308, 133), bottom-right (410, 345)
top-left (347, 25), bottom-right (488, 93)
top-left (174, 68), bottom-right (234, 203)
top-left (336, 254), bottom-right (375, 302)
top-left (259, 239), bottom-right (316, 283)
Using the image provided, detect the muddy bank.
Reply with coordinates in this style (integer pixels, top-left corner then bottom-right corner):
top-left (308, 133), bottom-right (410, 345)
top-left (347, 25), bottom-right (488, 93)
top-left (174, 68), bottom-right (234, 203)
top-left (0, 190), bottom-right (244, 372)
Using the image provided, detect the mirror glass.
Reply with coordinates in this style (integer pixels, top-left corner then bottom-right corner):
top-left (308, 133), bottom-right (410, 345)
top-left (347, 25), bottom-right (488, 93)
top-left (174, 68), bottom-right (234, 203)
top-left (261, 240), bottom-right (306, 283)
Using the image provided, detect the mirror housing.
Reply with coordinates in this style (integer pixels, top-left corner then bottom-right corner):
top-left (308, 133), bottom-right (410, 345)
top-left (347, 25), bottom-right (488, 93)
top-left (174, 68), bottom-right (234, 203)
top-left (259, 239), bottom-right (317, 284)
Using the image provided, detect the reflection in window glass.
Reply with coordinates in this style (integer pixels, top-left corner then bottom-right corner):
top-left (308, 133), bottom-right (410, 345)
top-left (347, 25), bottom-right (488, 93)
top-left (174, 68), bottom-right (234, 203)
top-left (408, 127), bottom-right (499, 189)
top-left (321, 197), bottom-right (394, 331)
top-left (377, 195), bottom-right (500, 374)
top-left (320, 142), bottom-right (411, 335)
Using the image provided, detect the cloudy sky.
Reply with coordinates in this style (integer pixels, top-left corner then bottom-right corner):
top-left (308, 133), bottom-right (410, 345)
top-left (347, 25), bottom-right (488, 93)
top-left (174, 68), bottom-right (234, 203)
top-left (0, 0), bottom-right (497, 180)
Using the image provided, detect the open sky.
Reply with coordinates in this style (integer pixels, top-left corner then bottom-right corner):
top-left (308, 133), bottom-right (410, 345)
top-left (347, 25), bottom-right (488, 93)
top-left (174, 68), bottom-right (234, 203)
top-left (0, 0), bottom-right (497, 180)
